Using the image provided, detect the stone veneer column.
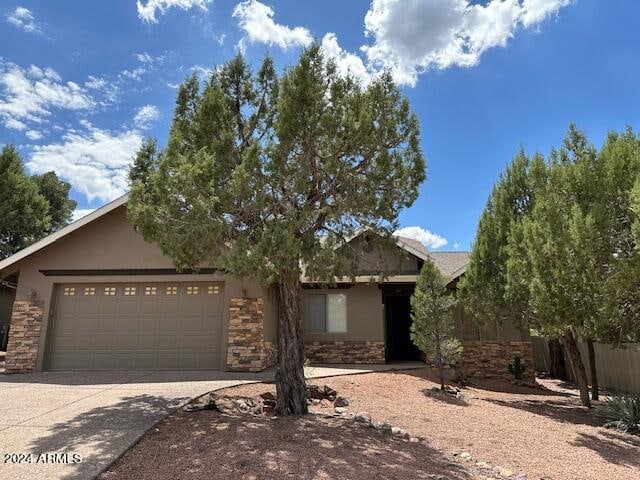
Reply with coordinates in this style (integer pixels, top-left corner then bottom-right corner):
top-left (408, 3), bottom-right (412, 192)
top-left (456, 341), bottom-right (535, 383)
top-left (226, 298), bottom-right (276, 372)
top-left (4, 300), bottom-right (45, 373)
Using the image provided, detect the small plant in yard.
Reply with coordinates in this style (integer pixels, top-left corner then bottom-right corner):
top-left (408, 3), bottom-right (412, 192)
top-left (508, 354), bottom-right (526, 380)
top-left (410, 259), bottom-right (463, 391)
top-left (596, 394), bottom-right (640, 434)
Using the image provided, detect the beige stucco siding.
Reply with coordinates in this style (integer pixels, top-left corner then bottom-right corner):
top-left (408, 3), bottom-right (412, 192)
top-left (346, 236), bottom-right (420, 275)
top-left (301, 285), bottom-right (384, 342)
top-left (4, 206), bottom-right (269, 372)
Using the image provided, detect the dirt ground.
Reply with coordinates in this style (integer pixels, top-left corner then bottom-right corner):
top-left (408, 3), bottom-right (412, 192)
top-left (101, 369), bottom-right (640, 480)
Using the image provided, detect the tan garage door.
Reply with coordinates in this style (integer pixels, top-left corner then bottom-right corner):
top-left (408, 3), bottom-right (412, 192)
top-left (46, 282), bottom-right (224, 371)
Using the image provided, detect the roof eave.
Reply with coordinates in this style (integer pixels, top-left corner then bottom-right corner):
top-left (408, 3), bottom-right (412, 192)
top-left (0, 194), bottom-right (129, 275)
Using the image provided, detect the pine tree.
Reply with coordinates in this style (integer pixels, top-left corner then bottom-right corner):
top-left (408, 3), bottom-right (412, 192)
top-left (410, 260), bottom-right (462, 391)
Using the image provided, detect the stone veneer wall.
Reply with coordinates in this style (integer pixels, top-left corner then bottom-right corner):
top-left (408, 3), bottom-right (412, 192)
top-left (305, 341), bottom-right (385, 364)
top-left (226, 298), bottom-right (276, 372)
top-left (4, 300), bottom-right (45, 373)
top-left (456, 341), bottom-right (535, 383)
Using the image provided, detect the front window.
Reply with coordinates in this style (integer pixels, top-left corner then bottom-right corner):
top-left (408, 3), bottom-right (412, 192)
top-left (308, 293), bottom-right (347, 333)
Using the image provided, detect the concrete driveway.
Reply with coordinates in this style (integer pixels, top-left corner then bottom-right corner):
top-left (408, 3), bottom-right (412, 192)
top-left (0, 363), bottom-right (422, 480)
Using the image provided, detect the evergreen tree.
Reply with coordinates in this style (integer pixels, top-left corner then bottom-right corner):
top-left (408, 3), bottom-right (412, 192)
top-left (459, 150), bottom-right (542, 328)
top-left (127, 46), bottom-right (425, 415)
top-left (0, 146), bottom-right (50, 259)
top-left (410, 260), bottom-right (462, 391)
top-left (33, 171), bottom-right (76, 231)
top-left (463, 125), bottom-right (640, 407)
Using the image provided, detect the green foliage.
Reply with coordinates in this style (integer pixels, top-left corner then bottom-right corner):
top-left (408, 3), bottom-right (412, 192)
top-left (0, 145), bottom-right (50, 259)
top-left (597, 394), bottom-right (640, 434)
top-left (410, 259), bottom-right (462, 387)
top-left (462, 124), bottom-right (640, 344)
top-left (127, 45), bottom-right (425, 284)
top-left (507, 355), bottom-right (526, 380)
top-left (459, 150), bottom-right (545, 328)
top-left (518, 126), bottom-right (640, 344)
top-left (32, 171), bottom-right (76, 231)
top-left (462, 124), bottom-right (640, 406)
top-left (0, 146), bottom-right (77, 259)
top-left (127, 46), bottom-right (425, 414)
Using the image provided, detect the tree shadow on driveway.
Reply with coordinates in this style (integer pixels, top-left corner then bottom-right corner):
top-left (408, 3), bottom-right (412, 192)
top-left (100, 409), bottom-right (475, 480)
top-left (26, 394), bottom-right (188, 480)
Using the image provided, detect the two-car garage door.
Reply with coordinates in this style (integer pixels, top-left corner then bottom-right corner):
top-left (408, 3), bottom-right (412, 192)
top-left (46, 282), bottom-right (224, 371)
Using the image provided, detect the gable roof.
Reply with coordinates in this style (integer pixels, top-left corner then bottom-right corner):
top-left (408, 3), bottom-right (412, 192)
top-left (0, 194), bottom-right (129, 275)
top-left (428, 251), bottom-right (470, 281)
top-left (395, 235), bottom-right (469, 282)
top-left (0, 195), bottom-right (470, 284)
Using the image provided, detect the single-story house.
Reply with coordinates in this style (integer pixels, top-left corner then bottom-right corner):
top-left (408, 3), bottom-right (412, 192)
top-left (0, 195), bottom-right (533, 381)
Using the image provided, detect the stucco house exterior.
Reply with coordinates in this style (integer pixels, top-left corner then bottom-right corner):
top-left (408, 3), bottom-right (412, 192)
top-left (0, 194), bottom-right (533, 381)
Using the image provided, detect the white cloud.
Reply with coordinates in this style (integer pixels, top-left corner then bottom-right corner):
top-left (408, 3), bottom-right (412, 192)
top-left (320, 33), bottom-right (373, 86)
top-left (27, 123), bottom-right (143, 202)
top-left (5, 7), bottom-right (42, 35)
top-left (232, 0), bottom-right (312, 49)
top-left (4, 117), bottom-right (27, 130)
top-left (25, 129), bottom-right (42, 140)
top-left (362, 0), bottom-right (571, 86)
top-left (229, 0), bottom-right (569, 88)
top-left (135, 52), bottom-right (168, 65)
top-left (134, 104), bottom-right (160, 129)
top-left (119, 52), bottom-right (168, 83)
top-left (453, 241), bottom-right (461, 250)
top-left (120, 67), bottom-right (147, 82)
top-left (137, 0), bottom-right (211, 23)
top-left (72, 208), bottom-right (96, 222)
top-left (395, 226), bottom-right (448, 250)
top-left (521, 0), bottom-right (571, 27)
top-left (0, 61), bottom-right (94, 129)
top-left (84, 76), bottom-right (108, 90)
top-left (136, 52), bottom-right (154, 64)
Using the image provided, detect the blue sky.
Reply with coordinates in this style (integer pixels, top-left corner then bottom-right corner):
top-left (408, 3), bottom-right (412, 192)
top-left (1, 1), bottom-right (639, 251)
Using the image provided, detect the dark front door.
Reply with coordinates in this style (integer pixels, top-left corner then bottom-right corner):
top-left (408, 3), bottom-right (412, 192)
top-left (384, 294), bottom-right (421, 361)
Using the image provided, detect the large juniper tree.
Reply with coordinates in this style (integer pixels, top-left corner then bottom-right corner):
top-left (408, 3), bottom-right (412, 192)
top-left (127, 46), bottom-right (425, 415)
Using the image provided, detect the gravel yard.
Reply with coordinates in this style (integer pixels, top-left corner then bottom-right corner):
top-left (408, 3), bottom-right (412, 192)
top-left (101, 368), bottom-right (640, 480)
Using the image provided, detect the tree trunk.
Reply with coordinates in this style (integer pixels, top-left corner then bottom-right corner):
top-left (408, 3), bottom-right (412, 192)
top-left (586, 338), bottom-right (599, 401)
top-left (548, 338), bottom-right (567, 379)
top-left (562, 329), bottom-right (591, 408)
top-left (438, 361), bottom-right (445, 391)
top-left (275, 274), bottom-right (308, 415)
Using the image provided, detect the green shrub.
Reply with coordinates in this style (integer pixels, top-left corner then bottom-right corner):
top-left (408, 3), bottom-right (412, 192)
top-left (596, 394), bottom-right (640, 434)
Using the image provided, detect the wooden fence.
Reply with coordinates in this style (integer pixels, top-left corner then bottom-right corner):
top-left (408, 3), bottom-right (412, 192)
top-left (531, 336), bottom-right (640, 394)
